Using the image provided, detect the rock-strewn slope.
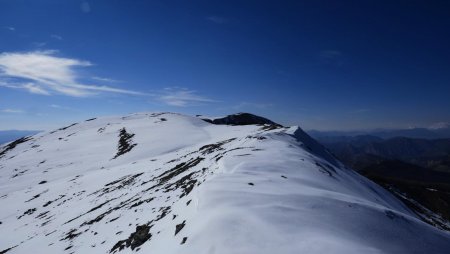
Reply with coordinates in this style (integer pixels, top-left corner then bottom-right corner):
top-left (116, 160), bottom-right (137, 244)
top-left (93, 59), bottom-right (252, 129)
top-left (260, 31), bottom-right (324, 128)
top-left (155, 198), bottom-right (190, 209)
top-left (0, 112), bottom-right (449, 254)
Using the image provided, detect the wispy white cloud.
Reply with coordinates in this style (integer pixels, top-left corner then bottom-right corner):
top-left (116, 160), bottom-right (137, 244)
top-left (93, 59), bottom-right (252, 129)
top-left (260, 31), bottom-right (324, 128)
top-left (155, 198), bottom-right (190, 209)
top-left (49, 104), bottom-right (78, 112)
top-left (81, 1), bottom-right (91, 13)
top-left (92, 76), bottom-right (121, 83)
top-left (1, 108), bottom-right (24, 113)
top-left (157, 87), bottom-right (215, 107)
top-left (32, 42), bottom-right (47, 48)
top-left (206, 16), bottom-right (229, 24)
top-left (0, 50), bottom-right (144, 97)
top-left (0, 81), bottom-right (49, 95)
top-left (4, 26), bottom-right (15, 31)
top-left (51, 34), bottom-right (63, 40)
top-left (50, 104), bottom-right (62, 109)
top-left (23, 83), bottom-right (51, 95)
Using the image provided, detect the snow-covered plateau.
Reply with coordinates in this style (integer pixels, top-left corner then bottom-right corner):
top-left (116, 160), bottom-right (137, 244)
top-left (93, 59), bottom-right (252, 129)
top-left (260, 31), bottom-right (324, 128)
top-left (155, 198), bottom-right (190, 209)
top-left (0, 112), bottom-right (449, 254)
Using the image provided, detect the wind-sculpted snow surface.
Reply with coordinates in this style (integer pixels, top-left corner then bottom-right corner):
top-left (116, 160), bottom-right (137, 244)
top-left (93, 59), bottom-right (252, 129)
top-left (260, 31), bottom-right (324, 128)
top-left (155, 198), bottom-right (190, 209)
top-left (0, 112), bottom-right (449, 254)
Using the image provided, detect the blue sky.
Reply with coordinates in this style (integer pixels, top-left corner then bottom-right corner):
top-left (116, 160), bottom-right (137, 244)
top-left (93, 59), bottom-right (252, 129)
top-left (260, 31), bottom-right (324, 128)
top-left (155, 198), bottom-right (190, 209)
top-left (1, 0), bottom-right (449, 131)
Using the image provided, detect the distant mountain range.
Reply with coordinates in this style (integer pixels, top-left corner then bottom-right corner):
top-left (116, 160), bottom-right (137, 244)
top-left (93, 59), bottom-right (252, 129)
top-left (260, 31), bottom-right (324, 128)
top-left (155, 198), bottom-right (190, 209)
top-left (312, 135), bottom-right (450, 172)
top-left (309, 125), bottom-right (450, 140)
top-left (311, 132), bottom-right (450, 227)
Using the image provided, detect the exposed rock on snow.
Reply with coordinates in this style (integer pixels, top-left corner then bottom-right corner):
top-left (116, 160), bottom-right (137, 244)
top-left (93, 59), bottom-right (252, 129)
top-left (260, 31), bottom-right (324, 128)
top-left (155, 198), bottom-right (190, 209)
top-left (113, 128), bottom-right (137, 159)
top-left (110, 224), bottom-right (151, 252)
top-left (0, 112), bottom-right (449, 254)
top-left (0, 136), bottom-right (31, 159)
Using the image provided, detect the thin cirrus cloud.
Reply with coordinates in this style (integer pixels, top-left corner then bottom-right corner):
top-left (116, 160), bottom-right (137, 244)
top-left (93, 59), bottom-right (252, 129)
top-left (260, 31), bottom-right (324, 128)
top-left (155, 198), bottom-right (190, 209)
top-left (49, 104), bottom-right (78, 112)
top-left (0, 50), bottom-right (145, 97)
top-left (92, 76), bottom-right (121, 83)
top-left (157, 88), bottom-right (216, 107)
top-left (1, 108), bottom-right (24, 113)
top-left (23, 83), bottom-right (51, 95)
top-left (32, 42), bottom-right (47, 48)
top-left (0, 82), bottom-right (50, 95)
top-left (0, 51), bottom-right (216, 107)
top-left (50, 34), bottom-right (63, 40)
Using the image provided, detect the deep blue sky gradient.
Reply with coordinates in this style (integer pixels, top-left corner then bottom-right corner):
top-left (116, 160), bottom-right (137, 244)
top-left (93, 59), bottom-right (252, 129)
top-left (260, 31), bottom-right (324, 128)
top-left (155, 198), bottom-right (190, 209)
top-left (1, 0), bottom-right (449, 130)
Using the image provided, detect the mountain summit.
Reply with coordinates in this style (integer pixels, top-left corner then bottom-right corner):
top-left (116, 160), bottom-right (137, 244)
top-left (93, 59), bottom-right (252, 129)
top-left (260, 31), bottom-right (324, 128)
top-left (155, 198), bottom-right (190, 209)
top-left (0, 112), bottom-right (449, 253)
top-left (201, 112), bottom-right (282, 127)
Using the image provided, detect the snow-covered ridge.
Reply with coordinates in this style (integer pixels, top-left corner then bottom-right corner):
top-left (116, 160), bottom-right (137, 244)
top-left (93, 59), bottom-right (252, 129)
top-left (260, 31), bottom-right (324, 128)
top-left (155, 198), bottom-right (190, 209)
top-left (0, 112), bottom-right (449, 254)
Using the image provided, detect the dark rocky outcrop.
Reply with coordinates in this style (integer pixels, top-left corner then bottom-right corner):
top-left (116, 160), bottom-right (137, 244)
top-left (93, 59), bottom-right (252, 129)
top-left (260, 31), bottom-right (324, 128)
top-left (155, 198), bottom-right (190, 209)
top-left (0, 136), bottom-right (31, 158)
top-left (0, 245), bottom-right (17, 254)
top-left (202, 113), bottom-right (282, 127)
top-left (110, 224), bottom-right (151, 253)
top-left (113, 128), bottom-right (137, 159)
top-left (174, 221), bottom-right (186, 235)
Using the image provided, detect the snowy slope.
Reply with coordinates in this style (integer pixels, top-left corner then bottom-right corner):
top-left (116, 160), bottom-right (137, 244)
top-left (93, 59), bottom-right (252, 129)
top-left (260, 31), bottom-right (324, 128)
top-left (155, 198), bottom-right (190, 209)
top-left (0, 112), bottom-right (449, 254)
